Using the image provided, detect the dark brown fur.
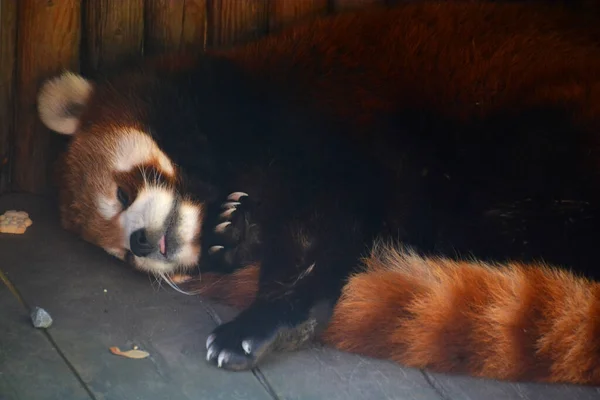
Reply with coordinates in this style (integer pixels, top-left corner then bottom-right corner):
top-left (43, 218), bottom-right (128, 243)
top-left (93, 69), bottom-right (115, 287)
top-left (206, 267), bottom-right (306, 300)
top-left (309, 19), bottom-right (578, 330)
top-left (175, 2), bottom-right (600, 270)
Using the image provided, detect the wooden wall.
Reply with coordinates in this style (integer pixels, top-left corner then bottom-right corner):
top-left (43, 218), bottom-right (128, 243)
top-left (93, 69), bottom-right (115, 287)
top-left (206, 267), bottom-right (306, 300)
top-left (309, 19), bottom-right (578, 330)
top-left (0, 0), bottom-right (391, 195)
top-left (0, 0), bottom-right (596, 195)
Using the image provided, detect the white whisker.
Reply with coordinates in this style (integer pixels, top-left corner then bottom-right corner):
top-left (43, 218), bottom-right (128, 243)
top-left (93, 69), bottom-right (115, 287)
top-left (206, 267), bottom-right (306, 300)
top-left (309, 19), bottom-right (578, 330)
top-left (149, 273), bottom-right (164, 292)
top-left (158, 272), bottom-right (200, 296)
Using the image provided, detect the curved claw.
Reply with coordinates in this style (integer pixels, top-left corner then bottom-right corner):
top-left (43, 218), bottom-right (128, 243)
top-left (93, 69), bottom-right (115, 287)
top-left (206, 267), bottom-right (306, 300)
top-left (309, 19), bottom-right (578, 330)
top-left (227, 192), bottom-right (249, 201)
top-left (206, 346), bottom-right (217, 361)
top-left (220, 208), bottom-right (236, 219)
top-left (221, 201), bottom-right (240, 209)
top-left (209, 245), bottom-right (224, 255)
top-left (206, 334), bottom-right (216, 349)
top-left (242, 340), bottom-right (252, 355)
top-left (215, 221), bottom-right (231, 233)
top-left (217, 351), bottom-right (230, 368)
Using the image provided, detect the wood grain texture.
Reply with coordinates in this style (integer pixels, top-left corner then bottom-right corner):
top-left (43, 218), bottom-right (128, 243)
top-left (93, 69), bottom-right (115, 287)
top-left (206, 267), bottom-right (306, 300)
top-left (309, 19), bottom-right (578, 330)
top-left (0, 0), bottom-right (16, 194)
top-left (83, 0), bottom-right (144, 72)
top-left (144, 0), bottom-right (207, 55)
top-left (208, 0), bottom-right (269, 48)
top-left (269, 0), bottom-right (328, 32)
top-left (13, 0), bottom-right (80, 194)
top-left (332, 0), bottom-right (384, 11)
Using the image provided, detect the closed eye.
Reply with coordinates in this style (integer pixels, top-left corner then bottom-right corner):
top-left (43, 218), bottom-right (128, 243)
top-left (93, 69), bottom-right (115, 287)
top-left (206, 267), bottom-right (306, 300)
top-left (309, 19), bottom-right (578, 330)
top-left (117, 186), bottom-right (130, 208)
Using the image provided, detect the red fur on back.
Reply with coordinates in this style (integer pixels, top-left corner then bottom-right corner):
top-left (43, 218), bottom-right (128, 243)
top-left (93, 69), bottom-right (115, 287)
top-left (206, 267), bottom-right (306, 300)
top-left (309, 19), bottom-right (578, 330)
top-left (213, 3), bottom-right (600, 136)
top-left (321, 243), bottom-right (600, 386)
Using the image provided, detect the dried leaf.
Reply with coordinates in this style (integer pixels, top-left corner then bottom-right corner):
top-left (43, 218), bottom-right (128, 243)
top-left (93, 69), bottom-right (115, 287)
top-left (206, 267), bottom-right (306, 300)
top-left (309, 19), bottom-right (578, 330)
top-left (109, 346), bottom-right (150, 359)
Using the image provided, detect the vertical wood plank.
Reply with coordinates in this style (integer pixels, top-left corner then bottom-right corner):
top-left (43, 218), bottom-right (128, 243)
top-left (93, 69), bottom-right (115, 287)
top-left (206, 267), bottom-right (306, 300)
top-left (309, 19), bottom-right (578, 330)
top-left (269, 0), bottom-right (328, 32)
top-left (82, 0), bottom-right (144, 72)
top-left (0, 0), bottom-right (17, 194)
top-left (144, 0), bottom-right (207, 55)
top-left (208, 0), bottom-right (269, 48)
top-left (13, 0), bottom-right (80, 194)
top-left (331, 0), bottom-right (383, 11)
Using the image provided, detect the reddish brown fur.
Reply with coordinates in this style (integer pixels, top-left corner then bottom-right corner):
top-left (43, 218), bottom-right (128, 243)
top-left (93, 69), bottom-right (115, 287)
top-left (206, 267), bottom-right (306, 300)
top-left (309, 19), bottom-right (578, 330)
top-left (144, 3), bottom-right (600, 148)
top-left (183, 264), bottom-right (259, 309)
top-left (209, 3), bottom-right (600, 142)
top-left (56, 135), bottom-right (126, 250)
top-left (322, 245), bottom-right (600, 386)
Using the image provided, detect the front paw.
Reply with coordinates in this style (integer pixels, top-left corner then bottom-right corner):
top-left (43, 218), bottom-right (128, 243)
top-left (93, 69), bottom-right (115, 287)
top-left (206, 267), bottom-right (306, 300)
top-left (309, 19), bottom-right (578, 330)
top-left (205, 317), bottom-right (276, 371)
top-left (208, 191), bottom-right (260, 269)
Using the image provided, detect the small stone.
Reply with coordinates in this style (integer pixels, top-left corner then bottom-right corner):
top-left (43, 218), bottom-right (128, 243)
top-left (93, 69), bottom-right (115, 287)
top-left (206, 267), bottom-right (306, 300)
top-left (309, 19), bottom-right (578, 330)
top-left (103, 289), bottom-right (107, 293)
top-left (31, 306), bottom-right (53, 328)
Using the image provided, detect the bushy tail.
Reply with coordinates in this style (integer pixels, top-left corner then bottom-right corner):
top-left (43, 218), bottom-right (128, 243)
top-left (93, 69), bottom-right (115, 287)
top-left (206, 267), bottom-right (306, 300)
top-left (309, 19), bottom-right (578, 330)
top-left (321, 241), bottom-right (600, 386)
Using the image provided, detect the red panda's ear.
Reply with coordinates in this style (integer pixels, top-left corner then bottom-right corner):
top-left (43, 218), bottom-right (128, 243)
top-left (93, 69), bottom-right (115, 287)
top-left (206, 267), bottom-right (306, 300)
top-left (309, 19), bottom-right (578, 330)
top-left (37, 71), bottom-right (93, 135)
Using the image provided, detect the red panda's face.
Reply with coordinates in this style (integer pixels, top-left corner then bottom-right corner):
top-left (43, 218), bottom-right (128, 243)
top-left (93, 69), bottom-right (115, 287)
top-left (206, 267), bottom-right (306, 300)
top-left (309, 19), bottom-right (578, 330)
top-left (37, 72), bottom-right (203, 277)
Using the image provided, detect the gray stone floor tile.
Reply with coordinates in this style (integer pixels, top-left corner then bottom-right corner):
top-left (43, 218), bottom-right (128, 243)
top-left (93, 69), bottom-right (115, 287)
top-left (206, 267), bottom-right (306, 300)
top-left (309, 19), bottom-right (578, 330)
top-left (0, 194), bottom-right (271, 400)
top-left (427, 372), bottom-right (600, 400)
top-left (0, 282), bottom-right (91, 400)
top-left (2, 193), bottom-right (600, 400)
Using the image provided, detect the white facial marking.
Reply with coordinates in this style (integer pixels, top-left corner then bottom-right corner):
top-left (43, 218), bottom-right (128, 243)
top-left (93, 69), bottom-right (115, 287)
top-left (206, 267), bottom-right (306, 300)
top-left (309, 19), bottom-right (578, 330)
top-left (112, 129), bottom-right (175, 176)
top-left (176, 245), bottom-right (200, 268)
top-left (133, 256), bottom-right (175, 274)
top-left (178, 201), bottom-right (202, 241)
top-left (97, 194), bottom-right (120, 220)
top-left (174, 201), bottom-right (202, 267)
top-left (119, 186), bottom-right (175, 249)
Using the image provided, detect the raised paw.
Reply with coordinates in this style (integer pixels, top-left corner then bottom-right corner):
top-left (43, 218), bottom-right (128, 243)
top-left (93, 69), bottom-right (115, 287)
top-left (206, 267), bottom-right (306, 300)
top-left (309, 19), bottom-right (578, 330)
top-left (206, 191), bottom-right (260, 270)
top-left (205, 317), bottom-right (276, 371)
top-left (212, 191), bottom-right (250, 243)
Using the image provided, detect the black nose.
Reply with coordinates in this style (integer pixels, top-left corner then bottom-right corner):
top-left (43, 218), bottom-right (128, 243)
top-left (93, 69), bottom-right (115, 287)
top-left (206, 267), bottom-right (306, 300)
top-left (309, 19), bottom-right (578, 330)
top-left (130, 229), bottom-right (155, 257)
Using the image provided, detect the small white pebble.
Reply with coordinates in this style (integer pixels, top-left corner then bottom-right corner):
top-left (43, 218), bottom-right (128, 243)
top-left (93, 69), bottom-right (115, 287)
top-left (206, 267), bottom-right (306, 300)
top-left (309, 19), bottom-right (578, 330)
top-left (133, 345), bottom-right (139, 350)
top-left (31, 307), bottom-right (53, 328)
top-left (103, 289), bottom-right (107, 293)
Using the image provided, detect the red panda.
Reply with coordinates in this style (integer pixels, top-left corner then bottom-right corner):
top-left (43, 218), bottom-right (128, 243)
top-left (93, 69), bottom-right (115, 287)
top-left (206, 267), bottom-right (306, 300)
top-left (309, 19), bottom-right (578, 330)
top-left (36, 1), bottom-right (600, 385)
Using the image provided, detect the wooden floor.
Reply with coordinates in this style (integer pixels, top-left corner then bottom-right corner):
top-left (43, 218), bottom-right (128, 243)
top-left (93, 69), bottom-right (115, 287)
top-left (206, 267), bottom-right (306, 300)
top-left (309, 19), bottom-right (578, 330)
top-left (1, 193), bottom-right (599, 400)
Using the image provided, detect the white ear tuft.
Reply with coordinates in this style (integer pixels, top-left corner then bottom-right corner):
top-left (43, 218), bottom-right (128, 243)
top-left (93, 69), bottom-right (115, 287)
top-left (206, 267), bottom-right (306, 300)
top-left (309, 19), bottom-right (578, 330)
top-left (37, 71), bottom-right (93, 135)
